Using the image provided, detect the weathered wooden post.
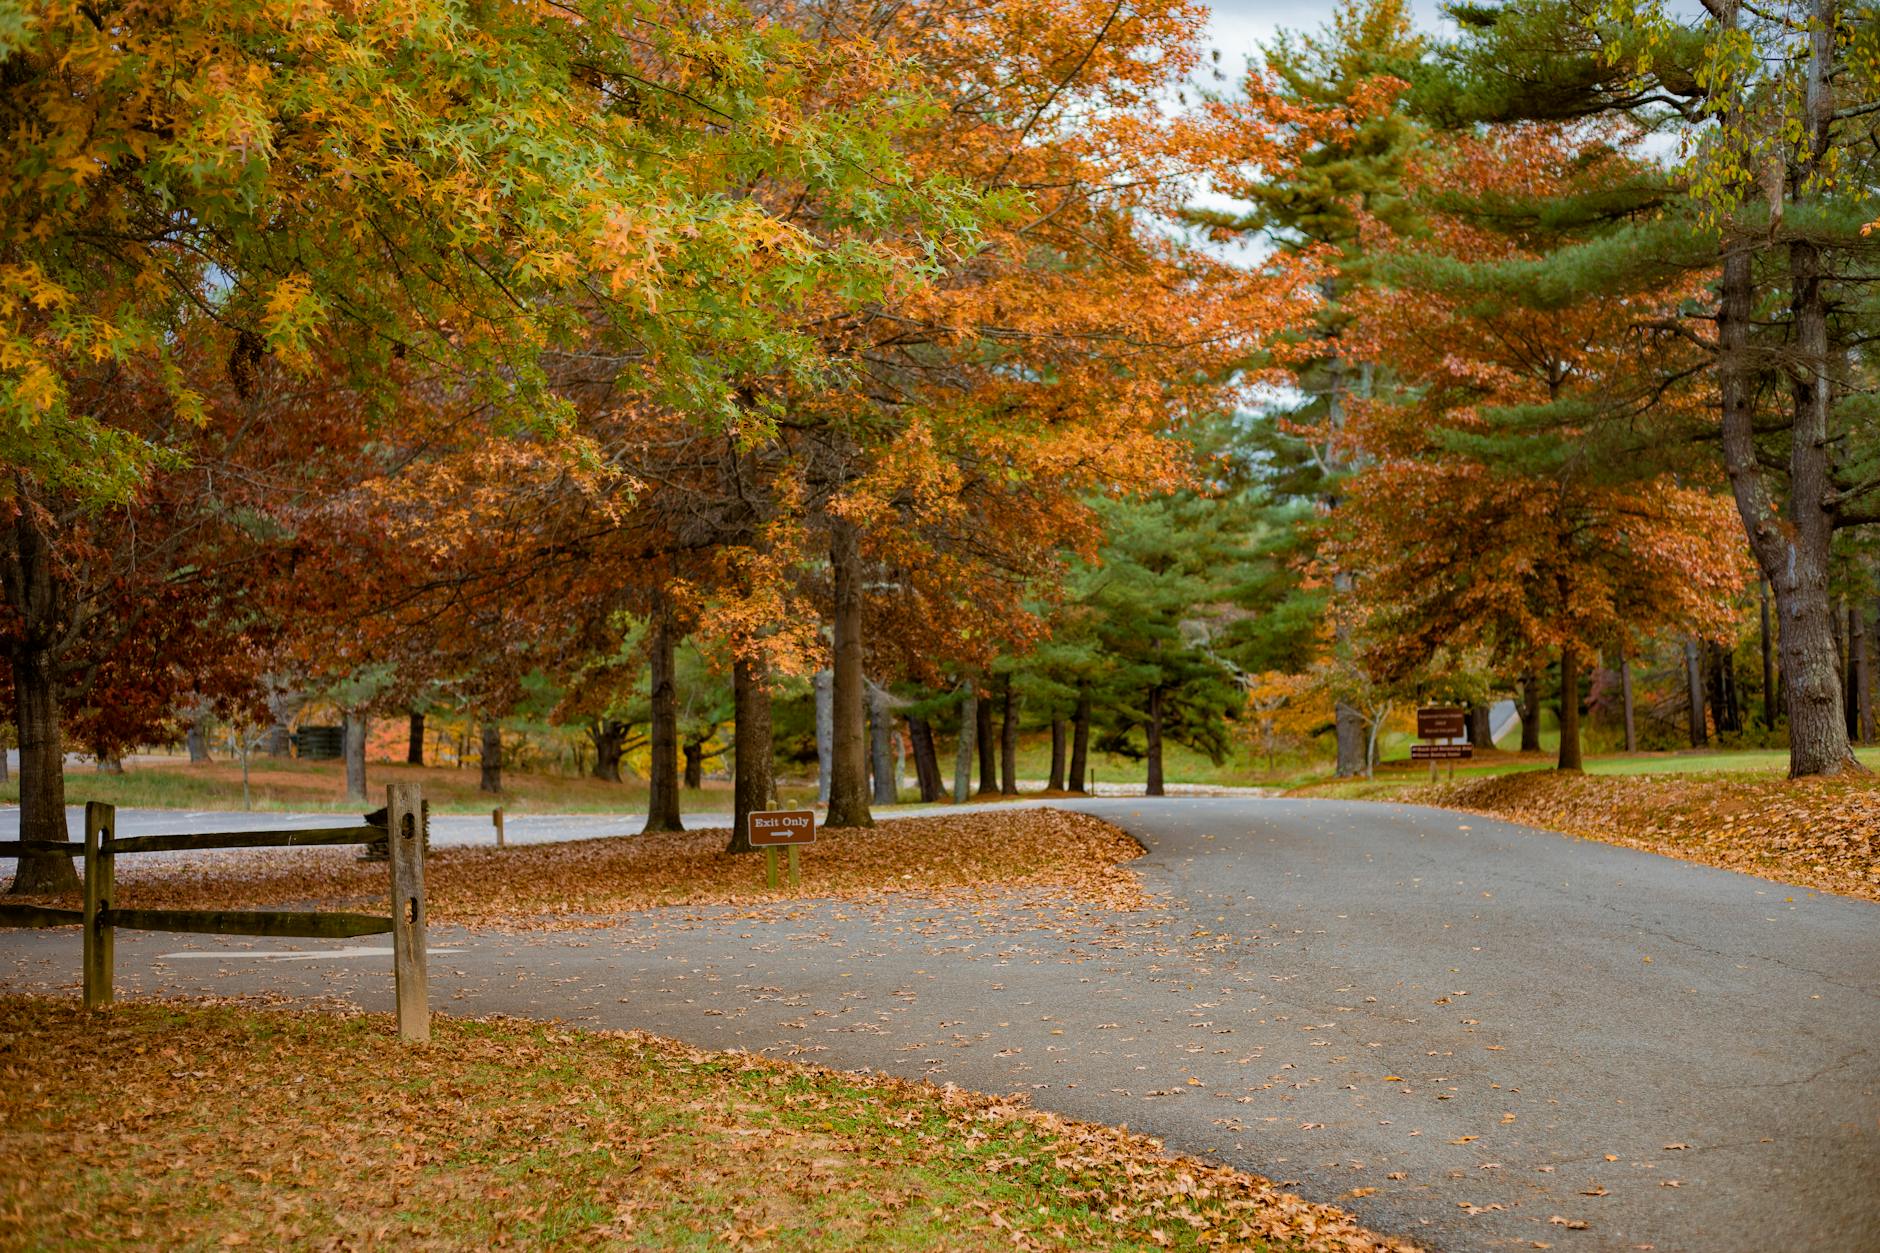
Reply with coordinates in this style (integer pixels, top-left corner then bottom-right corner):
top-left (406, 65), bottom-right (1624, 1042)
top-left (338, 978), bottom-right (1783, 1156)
top-left (386, 784), bottom-right (429, 1042)
top-left (492, 806), bottom-right (505, 848)
top-left (82, 801), bottom-right (116, 1010)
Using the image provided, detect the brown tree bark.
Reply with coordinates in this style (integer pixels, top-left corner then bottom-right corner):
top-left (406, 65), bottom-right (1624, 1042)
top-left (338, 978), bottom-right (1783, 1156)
top-left (1620, 657), bottom-right (1637, 753)
top-left (407, 711), bottom-right (425, 765)
top-left (1685, 639), bottom-right (1707, 747)
top-left (1862, 600), bottom-right (1876, 743)
top-left (590, 719), bottom-right (627, 783)
top-left (1557, 645), bottom-right (1584, 772)
top-left (1468, 702), bottom-right (1493, 749)
top-left (1068, 688), bottom-right (1091, 794)
top-left (728, 653), bottom-right (773, 853)
top-left (1146, 686), bottom-right (1167, 796)
top-left (1760, 579), bottom-right (1777, 728)
top-left (1711, 0), bottom-right (1861, 777)
top-left (1519, 670), bottom-right (1542, 753)
top-left (6, 645), bottom-right (75, 893)
top-left (683, 740), bottom-right (704, 790)
top-left (1047, 716), bottom-right (1066, 791)
top-left (342, 709), bottom-right (368, 802)
top-left (907, 715), bottom-right (943, 803)
top-left (976, 691), bottom-right (997, 796)
top-left (998, 675), bottom-right (1019, 795)
top-left (645, 599), bottom-right (685, 832)
top-left (478, 720), bottom-right (502, 794)
top-left (825, 520), bottom-right (873, 827)
top-left (186, 712), bottom-right (211, 763)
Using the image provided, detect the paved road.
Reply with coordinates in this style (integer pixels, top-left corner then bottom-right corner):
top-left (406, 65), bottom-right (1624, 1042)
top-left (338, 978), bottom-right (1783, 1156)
top-left (2, 797), bottom-right (1874, 1251)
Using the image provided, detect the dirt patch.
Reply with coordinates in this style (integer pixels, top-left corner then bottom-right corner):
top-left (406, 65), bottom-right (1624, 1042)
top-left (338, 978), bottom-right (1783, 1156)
top-left (1402, 771), bottom-right (1879, 902)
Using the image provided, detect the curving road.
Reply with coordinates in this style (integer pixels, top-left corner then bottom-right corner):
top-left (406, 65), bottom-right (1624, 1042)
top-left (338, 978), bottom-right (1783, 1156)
top-left (2, 797), bottom-right (1875, 1251)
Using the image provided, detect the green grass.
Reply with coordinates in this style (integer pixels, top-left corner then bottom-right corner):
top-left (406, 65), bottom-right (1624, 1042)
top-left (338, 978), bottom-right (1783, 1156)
top-left (0, 997), bottom-right (1351, 1252)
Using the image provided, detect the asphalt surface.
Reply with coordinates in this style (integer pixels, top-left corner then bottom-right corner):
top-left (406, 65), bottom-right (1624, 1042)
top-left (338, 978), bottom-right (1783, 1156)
top-left (2, 796), bottom-right (1875, 1252)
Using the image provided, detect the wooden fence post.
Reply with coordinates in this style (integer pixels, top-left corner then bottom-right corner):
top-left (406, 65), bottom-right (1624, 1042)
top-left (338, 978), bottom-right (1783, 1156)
top-left (82, 802), bottom-right (116, 1010)
top-left (492, 806), bottom-right (505, 848)
top-left (386, 784), bottom-right (429, 1042)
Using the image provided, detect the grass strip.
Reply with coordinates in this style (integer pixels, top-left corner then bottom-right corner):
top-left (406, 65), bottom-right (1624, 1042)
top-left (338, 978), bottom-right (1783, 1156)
top-left (0, 995), bottom-right (1415, 1252)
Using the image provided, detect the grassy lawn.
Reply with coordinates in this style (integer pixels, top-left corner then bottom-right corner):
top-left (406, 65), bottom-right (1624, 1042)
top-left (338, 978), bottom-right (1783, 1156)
top-left (0, 997), bottom-right (1412, 1252)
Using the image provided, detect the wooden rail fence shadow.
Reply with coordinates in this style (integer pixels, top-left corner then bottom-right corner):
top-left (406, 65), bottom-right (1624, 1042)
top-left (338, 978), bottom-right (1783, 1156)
top-left (0, 782), bottom-right (431, 1041)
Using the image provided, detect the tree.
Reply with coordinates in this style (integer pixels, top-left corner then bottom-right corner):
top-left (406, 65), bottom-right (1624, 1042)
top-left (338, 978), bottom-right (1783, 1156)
top-left (1194, 0), bottom-right (1428, 776)
top-left (1335, 122), bottom-right (1750, 770)
top-left (1078, 495), bottom-right (1248, 796)
top-left (1434, 0), bottom-right (1880, 775)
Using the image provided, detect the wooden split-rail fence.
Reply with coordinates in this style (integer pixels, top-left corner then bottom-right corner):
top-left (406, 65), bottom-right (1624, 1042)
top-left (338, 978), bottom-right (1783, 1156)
top-left (0, 782), bottom-right (431, 1041)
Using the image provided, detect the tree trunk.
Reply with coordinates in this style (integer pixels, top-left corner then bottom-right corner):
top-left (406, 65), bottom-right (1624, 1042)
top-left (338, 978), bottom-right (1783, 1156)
top-left (186, 713), bottom-right (211, 763)
top-left (265, 721), bottom-right (290, 758)
top-left (728, 653), bottom-right (773, 853)
top-left (1468, 702), bottom-right (1492, 749)
top-left (342, 709), bottom-right (368, 802)
top-left (1333, 702), bottom-right (1366, 777)
top-left (1068, 688), bottom-right (1091, 794)
top-left (814, 668), bottom-right (833, 804)
top-left (908, 715), bottom-right (943, 803)
top-left (479, 720), bottom-right (502, 794)
top-left (976, 691), bottom-right (997, 796)
top-left (1842, 602), bottom-right (1858, 740)
top-left (1711, 4), bottom-right (1859, 777)
top-left (1557, 645), bottom-right (1584, 772)
top-left (826, 520), bottom-right (872, 828)
top-left (645, 600), bottom-right (685, 832)
top-left (1684, 639), bottom-right (1707, 747)
top-left (684, 740), bottom-right (704, 790)
top-left (7, 645), bottom-right (76, 894)
top-left (1862, 600), bottom-right (1877, 743)
top-left (1707, 641), bottom-right (1736, 735)
top-left (1519, 669), bottom-right (1543, 752)
top-left (1146, 686), bottom-right (1166, 796)
top-left (1760, 579), bottom-right (1777, 728)
top-left (953, 692), bottom-right (976, 804)
top-left (97, 754), bottom-right (123, 774)
top-left (407, 711), bottom-right (425, 765)
top-left (1621, 657), bottom-right (1637, 753)
top-left (1047, 717), bottom-right (1066, 791)
top-left (869, 684), bottom-right (897, 806)
top-left (590, 719), bottom-right (626, 783)
top-left (999, 676), bottom-right (1019, 795)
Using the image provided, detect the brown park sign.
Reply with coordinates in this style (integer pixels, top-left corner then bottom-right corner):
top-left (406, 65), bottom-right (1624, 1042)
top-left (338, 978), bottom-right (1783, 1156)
top-left (748, 810), bottom-right (816, 847)
top-left (1411, 743), bottom-right (1473, 760)
top-left (1416, 706), bottom-right (1468, 740)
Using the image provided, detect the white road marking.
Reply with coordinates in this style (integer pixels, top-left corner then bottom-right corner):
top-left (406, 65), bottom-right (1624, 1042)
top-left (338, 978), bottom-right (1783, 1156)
top-left (156, 946), bottom-right (465, 962)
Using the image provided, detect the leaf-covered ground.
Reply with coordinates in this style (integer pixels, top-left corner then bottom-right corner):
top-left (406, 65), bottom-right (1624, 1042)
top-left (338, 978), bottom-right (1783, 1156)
top-left (0, 996), bottom-right (1417, 1252)
top-left (7, 809), bottom-right (1152, 929)
top-left (1396, 770), bottom-right (1880, 901)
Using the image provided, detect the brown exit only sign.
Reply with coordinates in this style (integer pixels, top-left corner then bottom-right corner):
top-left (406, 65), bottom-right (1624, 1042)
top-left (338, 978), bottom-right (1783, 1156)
top-left (749, 810), bottom-right (816, 847)
top-left (1416, 707), bottom-right (1467, 739)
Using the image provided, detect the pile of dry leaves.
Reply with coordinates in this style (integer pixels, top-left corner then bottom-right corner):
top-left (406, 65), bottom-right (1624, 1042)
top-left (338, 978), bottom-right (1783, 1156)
top-left (12, 809), bottom-right (1152, 929)
top-left (0, 996), bottom-right (1417, 1252)
top-left (1407, 771), bottom-right (1879, 901)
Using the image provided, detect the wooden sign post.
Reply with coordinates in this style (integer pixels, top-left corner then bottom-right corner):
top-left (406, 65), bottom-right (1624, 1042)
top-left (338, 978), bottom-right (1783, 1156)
top-left (748, 810), bottom-right (815, 890)
top-left (1414, 707), bottom-right (1472, 782)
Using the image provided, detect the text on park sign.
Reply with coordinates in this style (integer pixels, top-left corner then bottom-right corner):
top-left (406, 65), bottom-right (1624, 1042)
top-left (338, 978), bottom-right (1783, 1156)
top-left (748, 810), bottom-right (816, 847)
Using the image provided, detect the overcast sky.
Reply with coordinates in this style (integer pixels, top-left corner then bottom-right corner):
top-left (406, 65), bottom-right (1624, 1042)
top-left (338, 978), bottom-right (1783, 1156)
top-left (1199, 0), bottom-right (1451, 75)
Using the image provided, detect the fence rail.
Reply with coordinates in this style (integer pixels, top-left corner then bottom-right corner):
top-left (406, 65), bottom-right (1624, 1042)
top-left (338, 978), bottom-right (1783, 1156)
top-left (0, 785), bottom-right (430, 1041)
